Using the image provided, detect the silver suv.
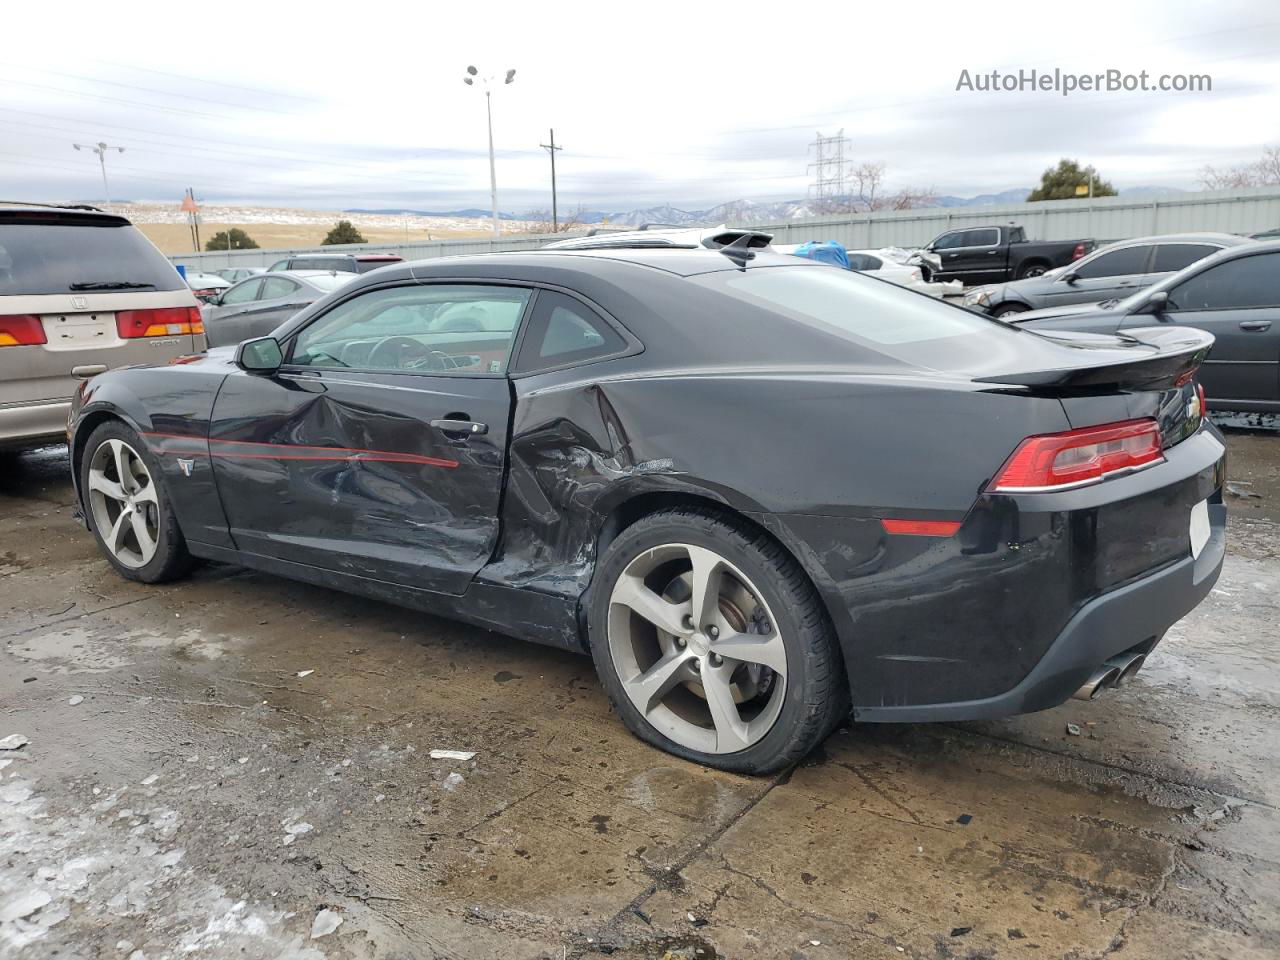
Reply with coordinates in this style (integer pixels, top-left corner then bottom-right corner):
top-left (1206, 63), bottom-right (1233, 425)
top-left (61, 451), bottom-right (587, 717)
top-left (0, 204), bottom-right (204, 449)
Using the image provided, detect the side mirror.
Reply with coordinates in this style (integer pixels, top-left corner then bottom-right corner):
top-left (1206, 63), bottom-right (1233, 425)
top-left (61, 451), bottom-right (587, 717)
top-left (1136, 291), bottom-right (1169, 315)
top-left (1060, 271), bottom-right (1078, 284)
top-left (235, 336), bottom-right (283, 373)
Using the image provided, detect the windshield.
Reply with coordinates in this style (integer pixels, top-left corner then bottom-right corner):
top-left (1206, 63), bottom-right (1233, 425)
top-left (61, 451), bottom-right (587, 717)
top-left (0, 219), bottom-right (185, 296)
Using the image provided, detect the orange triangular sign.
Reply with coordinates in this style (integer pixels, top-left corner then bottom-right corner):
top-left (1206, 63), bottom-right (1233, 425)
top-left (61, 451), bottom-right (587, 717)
top-left (180, 194), bottom-right (199, 213)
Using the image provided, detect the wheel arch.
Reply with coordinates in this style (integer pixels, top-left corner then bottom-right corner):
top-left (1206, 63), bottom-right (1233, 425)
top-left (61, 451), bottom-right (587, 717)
top-left (70, 403), bottom-right (148, 514)
top-left (581, 487), bottom-right (850, 674)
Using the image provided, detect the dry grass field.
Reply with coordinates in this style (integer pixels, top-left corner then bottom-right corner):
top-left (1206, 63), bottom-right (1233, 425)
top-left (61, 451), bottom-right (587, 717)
top-left (119, 202), bottom-right (540, 254)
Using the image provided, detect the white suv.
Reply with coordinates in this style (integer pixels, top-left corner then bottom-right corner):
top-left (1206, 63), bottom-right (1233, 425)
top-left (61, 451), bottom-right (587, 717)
top-left (0, 203), bottom-right (204, 449)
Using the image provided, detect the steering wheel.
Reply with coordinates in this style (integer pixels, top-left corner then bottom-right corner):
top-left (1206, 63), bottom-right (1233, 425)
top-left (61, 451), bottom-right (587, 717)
top-left (366, 336), bottom-right (435, 370)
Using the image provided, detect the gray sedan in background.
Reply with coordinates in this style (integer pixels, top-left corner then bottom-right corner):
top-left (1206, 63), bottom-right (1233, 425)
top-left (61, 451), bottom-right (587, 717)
top-left (965, 232), bottom-right (1250, 318)
top-left (202, 270), bottom-right (353, 347)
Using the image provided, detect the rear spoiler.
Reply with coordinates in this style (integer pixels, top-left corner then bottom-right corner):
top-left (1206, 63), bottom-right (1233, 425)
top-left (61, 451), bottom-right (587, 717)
top-left (975, 326), bottom-right (1214, 389)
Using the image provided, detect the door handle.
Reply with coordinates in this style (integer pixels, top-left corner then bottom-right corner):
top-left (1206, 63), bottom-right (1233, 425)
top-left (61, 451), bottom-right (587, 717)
top-left (1239, 320), bottom-right (1272, 331)
top-left (72, 364), bottom-right (108, 379)
top-left (430, 418), bottom-right (488, 436)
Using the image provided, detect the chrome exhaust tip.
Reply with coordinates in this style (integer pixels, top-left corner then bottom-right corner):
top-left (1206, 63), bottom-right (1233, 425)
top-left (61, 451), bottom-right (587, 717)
top-left (1072, 664), bottom-right (1121, 701)
top-left (1106, 652), bottom-right (1147, 686)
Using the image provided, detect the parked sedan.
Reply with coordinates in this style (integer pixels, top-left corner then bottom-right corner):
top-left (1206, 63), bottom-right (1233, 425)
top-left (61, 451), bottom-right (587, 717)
top-left (1014, 240), bottom-right (1280, 413)
top-left (184, 271), bottom-right (231, 304)
top-left (68, 247), bottom-right (1225, 773)
top-left (202, 271), bottom-right (354, 347)
top-left (215, 267), bottom-right (264, 283)
top-left (967, 233), bottom-right (1249, 318)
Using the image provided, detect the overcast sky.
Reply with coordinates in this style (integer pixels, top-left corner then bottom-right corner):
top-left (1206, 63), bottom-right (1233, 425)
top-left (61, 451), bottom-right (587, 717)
top-left (1, 0), bottom-right (1277, 213)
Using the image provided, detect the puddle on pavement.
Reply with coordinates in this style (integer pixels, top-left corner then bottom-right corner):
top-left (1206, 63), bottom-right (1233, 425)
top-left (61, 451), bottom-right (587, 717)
top-left (6, 623), bottom-right (238, 674)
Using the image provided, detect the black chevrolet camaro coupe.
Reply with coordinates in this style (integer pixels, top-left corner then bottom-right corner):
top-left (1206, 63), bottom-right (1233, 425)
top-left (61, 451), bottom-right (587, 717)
top-left (68, 246), bottom-right (1227, 773)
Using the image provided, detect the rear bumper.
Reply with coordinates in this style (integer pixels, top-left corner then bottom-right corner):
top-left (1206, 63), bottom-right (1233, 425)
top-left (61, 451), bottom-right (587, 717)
top-left (853, 500), bottom-right (1225, 722)
top-left (0, 398), bottom-right (71, 449)
top-left (768, 423), bottom-right (1228, 722)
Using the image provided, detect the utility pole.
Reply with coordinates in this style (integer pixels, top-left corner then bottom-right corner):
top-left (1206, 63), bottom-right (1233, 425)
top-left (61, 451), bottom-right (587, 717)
top-left (189, 188), bottom-right (201, 250)
top-left (540, 129), bottom-right (563, 232)
top-left (73, 141), bottom-right (125, 209)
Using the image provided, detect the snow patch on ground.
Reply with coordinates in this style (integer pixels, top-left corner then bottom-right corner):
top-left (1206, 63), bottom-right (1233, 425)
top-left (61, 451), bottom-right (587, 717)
top-left (0, 775), bottom-right (326, 958)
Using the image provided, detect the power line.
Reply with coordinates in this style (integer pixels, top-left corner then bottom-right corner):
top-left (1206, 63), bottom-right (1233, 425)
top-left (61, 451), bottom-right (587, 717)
top-left (89, 59), bottom-right (325, 105)
top-left (0, 62), bottom-right (301, 117)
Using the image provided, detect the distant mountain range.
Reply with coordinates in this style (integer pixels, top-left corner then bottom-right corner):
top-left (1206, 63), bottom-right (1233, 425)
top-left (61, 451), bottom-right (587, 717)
top-left (348, 186), bottom-right (1187, 228)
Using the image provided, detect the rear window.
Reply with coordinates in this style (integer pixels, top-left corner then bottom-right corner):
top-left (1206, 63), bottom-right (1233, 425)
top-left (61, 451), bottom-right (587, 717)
top-left (702, 265), bottom-right (1007, 347)
top-left (355, 258), bottom-right (402, 273)
top-left (295, 258), bottom-right (355, 272)
top-left (0, 218), bottom-right (185, 296)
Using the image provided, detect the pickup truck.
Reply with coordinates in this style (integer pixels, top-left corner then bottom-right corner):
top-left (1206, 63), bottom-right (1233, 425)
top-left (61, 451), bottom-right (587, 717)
top-left (922, 224), bottom-right (1094, 285)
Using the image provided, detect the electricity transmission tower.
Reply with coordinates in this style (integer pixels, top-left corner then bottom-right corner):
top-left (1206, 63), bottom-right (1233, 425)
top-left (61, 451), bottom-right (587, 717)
top-left (807, 130), bottom-right (848, 213)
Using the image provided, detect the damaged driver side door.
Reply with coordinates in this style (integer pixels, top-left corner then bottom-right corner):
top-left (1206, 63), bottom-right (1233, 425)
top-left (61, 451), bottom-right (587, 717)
top-left (206, 281), bottom-right (532, 595)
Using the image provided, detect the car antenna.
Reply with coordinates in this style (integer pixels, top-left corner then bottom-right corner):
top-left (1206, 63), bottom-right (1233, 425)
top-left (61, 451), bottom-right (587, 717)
top-left (717, 233), bottom-right (756, 270)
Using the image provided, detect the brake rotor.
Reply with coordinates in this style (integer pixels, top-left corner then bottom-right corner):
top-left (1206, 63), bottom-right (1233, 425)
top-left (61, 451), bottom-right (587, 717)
top-left (658, 571), bottom-right (774, 704)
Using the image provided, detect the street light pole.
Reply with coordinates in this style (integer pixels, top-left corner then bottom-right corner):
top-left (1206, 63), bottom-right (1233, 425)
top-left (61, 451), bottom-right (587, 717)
top-left (485, 90), bottom-right (498, 237)
top-left (73, 141), bottom-right (125, 209)
top-left (465, 66), bottom-right (516, 239)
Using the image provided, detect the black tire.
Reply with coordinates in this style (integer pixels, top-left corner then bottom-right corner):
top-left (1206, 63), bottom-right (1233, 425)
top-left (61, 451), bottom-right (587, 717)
top-left (80, 420), bottom-right (195, 584)
top-left (992, 303), bottom-right (1029, 319)
top-left (588, 506), bottom-right (847, 774)
top-left (1016, 262), bottom-right (1049, 280)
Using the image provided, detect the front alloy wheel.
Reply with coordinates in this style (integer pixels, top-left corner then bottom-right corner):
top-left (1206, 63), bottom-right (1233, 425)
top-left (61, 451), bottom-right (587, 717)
top-left (87, 438), bottom-right (161, 569)
top-left (80, 420), bottom-right (194, 584)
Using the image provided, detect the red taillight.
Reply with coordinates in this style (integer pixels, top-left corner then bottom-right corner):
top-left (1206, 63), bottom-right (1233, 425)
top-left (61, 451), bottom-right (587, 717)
top-left (880, 519), bottom-right (963, 537)
top-left (1071, 243), bottom-right (1087, 261)
top-left (0, 314), bottom-right (47, 347)
top-left (116, 306), bottom-right (203, 339)
top-left (1197, 382), bottom-right (1207, 415)
top-left (989, 419), bottom-right (1163, 493)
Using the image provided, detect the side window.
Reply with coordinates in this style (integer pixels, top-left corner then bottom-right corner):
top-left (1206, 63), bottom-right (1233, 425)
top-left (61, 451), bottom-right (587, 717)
top-left (290, 284), bottom-right (530, 374)
top-left (932, 232), bottom-right (963, 251)
top-left (1168, 253), bottom-right (1280, 311)
top-left (1152, 243), bottom-right (1218, 273)
top-left (220, 278), bottom-right (262, 304)
top-left (962, 228), bottom-right (999, 247)
top-left (260, 277), bottom-right (298, 299)
top-left (848, 254), bottom-right (881, 271)
top-left (514, 292), bottom-right (626, 373)
top-left (862, 255), bottom-right (883, 270)
top-left (1074, 245), bottom-right (1150, 279)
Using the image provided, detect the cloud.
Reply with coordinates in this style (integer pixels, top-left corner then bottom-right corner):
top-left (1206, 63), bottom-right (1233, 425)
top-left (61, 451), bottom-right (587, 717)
top-left (0, 0), bottom-right (1277, 212)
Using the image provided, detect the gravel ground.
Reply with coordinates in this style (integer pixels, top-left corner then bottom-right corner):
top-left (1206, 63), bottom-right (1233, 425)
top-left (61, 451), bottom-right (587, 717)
top-left (1, 432), bottom-right (1278, 960)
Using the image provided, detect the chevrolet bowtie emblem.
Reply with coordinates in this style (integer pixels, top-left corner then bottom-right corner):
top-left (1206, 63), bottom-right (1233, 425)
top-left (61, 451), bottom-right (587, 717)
top-left (176, 458), bottom-right (195, 477)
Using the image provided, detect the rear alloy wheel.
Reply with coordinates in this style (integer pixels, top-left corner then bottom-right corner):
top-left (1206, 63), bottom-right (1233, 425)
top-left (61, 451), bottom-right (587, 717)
top-left (81, 421), bottom-right (194, 583)
top-left (590, 508), bottom-right (846, 773)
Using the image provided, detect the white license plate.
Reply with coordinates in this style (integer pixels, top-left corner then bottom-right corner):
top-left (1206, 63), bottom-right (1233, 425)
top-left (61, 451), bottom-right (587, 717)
top-left (41, 313), bottom-right (114, 351)
top-left (1189, 499), bottom-right (1211, 560)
